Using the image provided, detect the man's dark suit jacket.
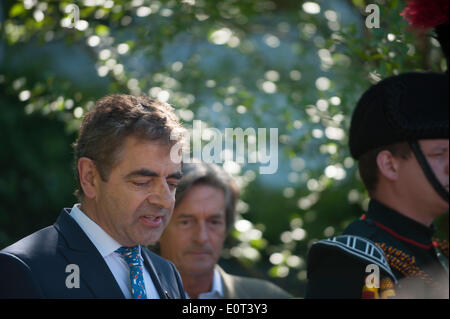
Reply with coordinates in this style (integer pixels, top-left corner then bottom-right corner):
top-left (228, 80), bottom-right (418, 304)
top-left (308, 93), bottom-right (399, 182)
top-left (0, 208), bottom-right (187, 299)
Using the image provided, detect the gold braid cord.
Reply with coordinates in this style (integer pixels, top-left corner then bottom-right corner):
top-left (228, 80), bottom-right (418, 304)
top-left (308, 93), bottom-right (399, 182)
top-left (433, 238), bottom-right (449, 258)
top-left (375, 243), bottom-right (436, 287)
top-left (379, 277), bottom-right (396, 299)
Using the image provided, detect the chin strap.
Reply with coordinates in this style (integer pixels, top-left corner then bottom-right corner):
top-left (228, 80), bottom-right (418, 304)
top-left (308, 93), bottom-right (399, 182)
top-left (409, 141), bottom-right (449, 204)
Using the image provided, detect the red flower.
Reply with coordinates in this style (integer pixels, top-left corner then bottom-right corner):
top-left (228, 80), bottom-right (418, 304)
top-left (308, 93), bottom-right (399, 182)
top-left (401, 0), bottom-right (449, 29)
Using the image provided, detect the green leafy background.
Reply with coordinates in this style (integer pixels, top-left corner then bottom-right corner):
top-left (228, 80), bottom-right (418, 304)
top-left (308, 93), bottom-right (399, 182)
top-left (0, 0), bottom-right (447, 297)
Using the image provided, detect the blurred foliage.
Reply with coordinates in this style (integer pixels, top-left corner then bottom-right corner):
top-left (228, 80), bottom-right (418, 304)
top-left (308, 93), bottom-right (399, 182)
top-left (0, 0), bottom-right (447, 297)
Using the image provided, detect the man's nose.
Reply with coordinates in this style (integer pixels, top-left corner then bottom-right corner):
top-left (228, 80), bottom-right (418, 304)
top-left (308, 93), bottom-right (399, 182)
top-left (146, 179), bottom-right (174, 211)
top-left (194, 222), bottom-right (209, 244)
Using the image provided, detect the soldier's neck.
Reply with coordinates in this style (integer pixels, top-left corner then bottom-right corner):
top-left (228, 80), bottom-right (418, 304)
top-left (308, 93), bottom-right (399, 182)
top-left (371, 194), bottom-right (435, 227)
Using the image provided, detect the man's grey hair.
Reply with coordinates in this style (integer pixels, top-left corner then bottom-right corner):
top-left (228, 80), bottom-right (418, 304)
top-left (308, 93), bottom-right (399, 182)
top-left (175, 163), bottom-right (240, 232)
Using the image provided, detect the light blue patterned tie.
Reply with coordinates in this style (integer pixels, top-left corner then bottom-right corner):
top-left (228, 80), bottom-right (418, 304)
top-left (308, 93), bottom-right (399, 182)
top-left (116, 246), bottom-right (147, 299)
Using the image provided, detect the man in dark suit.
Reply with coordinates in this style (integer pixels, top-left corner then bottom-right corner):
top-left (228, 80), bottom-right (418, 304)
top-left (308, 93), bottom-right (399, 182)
top-left (158, 163), bottom-right (292, 299)
top-left (0, 94), bottom-right (187, 299)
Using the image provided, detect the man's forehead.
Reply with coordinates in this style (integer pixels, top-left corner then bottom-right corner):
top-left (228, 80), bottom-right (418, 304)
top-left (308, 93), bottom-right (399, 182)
top-left (124, 135), bottom-right (174, 153)
top-left (117, 136), bottom-right (181, 173)
top-left (176, 187), bottom-right (226, 214)
top-left (125, 168), bottom-right (183, 180)
top-left (183, 185), bottom-right (226, 204)
top-left (189, 183), bottom-right (225, 196)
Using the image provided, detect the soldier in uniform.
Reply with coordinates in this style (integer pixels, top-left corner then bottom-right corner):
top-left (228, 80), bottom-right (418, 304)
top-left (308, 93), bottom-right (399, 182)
top-left (305, 0), bottom-right (449, 299)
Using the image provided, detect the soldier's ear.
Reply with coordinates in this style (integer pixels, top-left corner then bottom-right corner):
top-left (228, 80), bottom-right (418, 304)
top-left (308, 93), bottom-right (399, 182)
top-left (376, 150), bottom-right (399, 182)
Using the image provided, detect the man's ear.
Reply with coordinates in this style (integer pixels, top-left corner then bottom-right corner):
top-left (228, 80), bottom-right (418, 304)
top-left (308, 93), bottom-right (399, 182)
top-left (77, 157), bottom-right (99, 199)
top-left (376, 150), bottom-right (399, 182)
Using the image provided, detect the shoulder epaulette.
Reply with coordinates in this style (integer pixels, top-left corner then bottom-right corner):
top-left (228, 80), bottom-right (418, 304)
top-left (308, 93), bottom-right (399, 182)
top-left (312, 235), bottom-right (397, 283)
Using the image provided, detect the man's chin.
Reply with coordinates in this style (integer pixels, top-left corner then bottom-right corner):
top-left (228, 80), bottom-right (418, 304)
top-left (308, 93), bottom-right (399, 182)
top-left (134, 231), bottom-right (165, 247)
top-left (183, 254), bottom-right (216, 266)
top-left (184, 264), bottom-right (216, 277)
top-left (142, 236), bottom-right (163, 246)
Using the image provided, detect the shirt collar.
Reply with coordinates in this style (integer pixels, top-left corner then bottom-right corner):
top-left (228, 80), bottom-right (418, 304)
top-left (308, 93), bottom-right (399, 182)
top-left (187, 267), bottom-right (223, 299)
top-left (367, 199), bottom-right (436, 247)
top-left (211, 266), bottom-right (223, 296)
top-left (69, 203), bottom-right (123, 258)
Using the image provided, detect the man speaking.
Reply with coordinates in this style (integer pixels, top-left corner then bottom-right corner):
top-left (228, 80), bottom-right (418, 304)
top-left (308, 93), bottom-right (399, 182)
top-left (0, 94), bottom-right (187, 299)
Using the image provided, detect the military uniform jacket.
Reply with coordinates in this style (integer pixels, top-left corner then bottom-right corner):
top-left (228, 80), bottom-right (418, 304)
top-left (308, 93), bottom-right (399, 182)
top-left (306, 200), bottom-right (449, 299)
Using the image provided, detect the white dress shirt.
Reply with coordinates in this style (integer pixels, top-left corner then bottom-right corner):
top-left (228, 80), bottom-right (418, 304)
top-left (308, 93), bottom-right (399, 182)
top-left (188, 267), bottom-right (223, 299)
top-left (69, 204), bottom-right (160, 299)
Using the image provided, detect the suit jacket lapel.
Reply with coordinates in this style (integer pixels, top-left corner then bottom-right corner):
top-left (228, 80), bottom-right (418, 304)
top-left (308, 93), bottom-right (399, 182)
top-left (217, 265), bottom-right (236, 299)
top-left (54, 209), bottom-right (125, 299)
top-left (141, 248), bottom-right (169, 299)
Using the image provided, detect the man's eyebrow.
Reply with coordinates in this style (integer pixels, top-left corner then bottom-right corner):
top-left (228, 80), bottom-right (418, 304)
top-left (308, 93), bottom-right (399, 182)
top-left (125, 169), bottom-right (183, 179)
top-left (177, 212), bottom-right (224, 219)
top-left (125, 169), bottom-right (159, 179)
top-left (209, 214), bottom-right (225, 220)
top-left (167, 171), bottom-right (183, 180)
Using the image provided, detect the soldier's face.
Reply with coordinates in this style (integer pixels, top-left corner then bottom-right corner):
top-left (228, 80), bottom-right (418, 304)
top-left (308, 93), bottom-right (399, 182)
top-left (399, 139), bottom-right (449, 213)
top-left (419, 139), bottom-right (449, 194)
